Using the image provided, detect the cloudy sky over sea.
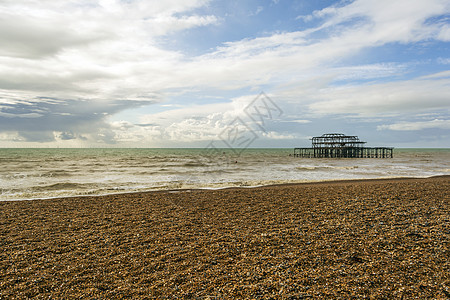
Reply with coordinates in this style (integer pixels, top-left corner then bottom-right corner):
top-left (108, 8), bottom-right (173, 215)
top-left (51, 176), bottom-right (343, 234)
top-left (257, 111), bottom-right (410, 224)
top-left (0, 0), bottom-right (449, 148)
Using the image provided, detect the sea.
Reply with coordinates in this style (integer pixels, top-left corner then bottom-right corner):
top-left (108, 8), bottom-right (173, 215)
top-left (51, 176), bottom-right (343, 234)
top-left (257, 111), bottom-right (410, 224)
top-left (0, 148), bottom-right (449, 201)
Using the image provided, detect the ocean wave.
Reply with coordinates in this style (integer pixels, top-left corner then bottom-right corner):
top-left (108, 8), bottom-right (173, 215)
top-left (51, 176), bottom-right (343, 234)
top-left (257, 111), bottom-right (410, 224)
top-left (296, 165), bottom-right (359, 171)
top-left (296, 166), bottom-right (320, 171)
top-left (33, 182), bottom-right (92, 191)
top-left (1, 148), bottom-right (448, 201)
top-left (182, 162), bottom-right (208, 167)
top-left (202, 169), bottom-right (234, 174)
top-left (334, 166), bottom-right (359, 170)
top-left (39, 171), bottom-right (73, 178)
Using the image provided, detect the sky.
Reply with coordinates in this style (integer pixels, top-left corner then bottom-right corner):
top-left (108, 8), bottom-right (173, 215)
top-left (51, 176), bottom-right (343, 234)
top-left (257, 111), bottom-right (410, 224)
top-left (0, 0), bottom-right (449, 148)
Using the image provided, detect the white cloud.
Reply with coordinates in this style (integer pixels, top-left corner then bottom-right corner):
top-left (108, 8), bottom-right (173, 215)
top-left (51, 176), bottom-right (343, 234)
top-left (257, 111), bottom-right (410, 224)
top-left (133, 93), bottom-right (285, 144)
top-left (262, 131), bottom-right (295, 139)
top-left (377, 119), bottom-right (450, 131)
top-left (307, 75), bottom-right (450, 116)
top-left (164, 0), bottom-right (450, 95)
top-left (0, 0), bottom-right (216, 101)
top-left (306, 0), bottom-right (450, 43)
top-left (437, 57), bottom-right (450, 65)
top-left (420, 70), bottom-right (450, 79)
top-left (1, 0), bottom-right (448, 101)
top-left (289, 119), bottom-right (311, 124)
top-left (0, 111), bottom-right (42, 118)
top-left (249, 6), bottom-right (264, 16)
top-left (0, 0), bottom-right (449, 146)
top-left (0, 13), bottom-right (110, 59)
top-left (437, 24), bottom-right (450, 41)
top-left (151, 15), bottom-right (218, 35)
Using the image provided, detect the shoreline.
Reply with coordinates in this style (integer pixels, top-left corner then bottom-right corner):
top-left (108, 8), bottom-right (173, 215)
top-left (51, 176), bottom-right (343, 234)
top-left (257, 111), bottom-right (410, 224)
top-left (2, 174), bottom-right (449, 203)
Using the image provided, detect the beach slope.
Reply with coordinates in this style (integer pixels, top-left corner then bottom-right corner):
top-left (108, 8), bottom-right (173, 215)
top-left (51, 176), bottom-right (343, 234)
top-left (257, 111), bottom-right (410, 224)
top-left (1, 176), bottom-right (449, 298)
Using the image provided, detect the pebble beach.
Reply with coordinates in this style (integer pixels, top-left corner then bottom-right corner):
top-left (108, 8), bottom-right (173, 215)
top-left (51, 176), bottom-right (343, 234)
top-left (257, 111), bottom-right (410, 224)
top-left (1, 176), bottom-right (449, 299)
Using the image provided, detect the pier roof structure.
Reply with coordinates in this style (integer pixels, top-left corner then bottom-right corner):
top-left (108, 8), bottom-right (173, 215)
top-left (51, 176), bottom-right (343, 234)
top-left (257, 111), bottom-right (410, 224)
top-left (312, 133), bottom-right (366, 148)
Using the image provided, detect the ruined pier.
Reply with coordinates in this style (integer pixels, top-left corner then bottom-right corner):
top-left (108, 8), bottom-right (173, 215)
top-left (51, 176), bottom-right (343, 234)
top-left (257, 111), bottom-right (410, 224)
top-left (294, 133), bottom-right (393, 158)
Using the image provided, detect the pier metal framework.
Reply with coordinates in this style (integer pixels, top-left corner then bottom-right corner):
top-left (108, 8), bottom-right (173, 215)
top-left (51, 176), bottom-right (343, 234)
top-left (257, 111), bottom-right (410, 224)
top-left (294, 133), bottom-right (393, 158)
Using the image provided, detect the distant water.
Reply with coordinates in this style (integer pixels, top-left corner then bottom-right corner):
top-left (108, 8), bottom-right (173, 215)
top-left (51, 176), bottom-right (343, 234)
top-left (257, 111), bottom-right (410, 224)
top-left (0, 148), bottom-right (449, 201)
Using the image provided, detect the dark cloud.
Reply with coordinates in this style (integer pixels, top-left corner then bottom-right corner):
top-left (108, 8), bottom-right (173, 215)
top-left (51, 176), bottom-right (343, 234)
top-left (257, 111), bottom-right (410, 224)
top-left (59, 131), bottom-right (76, 140)
top-left (18, 131), bottom-right (55, 143)
top-left (0, 98), bottom-right (155, 143)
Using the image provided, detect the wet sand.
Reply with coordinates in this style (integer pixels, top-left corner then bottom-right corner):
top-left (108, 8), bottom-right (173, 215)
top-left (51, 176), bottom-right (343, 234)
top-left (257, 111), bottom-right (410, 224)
top-left (1, 176), bottom-right (449, 299)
